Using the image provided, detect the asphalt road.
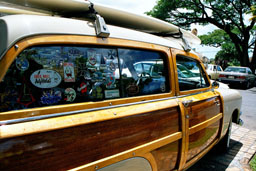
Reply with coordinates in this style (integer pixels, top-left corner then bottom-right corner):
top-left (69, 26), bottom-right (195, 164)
top-left (237, 87), bottom-right (256, 130)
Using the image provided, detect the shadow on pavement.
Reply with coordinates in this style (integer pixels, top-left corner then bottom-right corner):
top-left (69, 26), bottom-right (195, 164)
top-left (187, 139), bottom-right (243, 171)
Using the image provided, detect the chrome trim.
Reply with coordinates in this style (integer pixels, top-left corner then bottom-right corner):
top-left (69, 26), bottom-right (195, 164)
top-left (0, 96), bottom-right (177, 125)
top-left (177, 89), bottom-right (214, 98)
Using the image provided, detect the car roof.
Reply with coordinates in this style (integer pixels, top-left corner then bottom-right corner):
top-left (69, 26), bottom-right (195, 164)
top-left (0, 14), bottom-right (185, 60)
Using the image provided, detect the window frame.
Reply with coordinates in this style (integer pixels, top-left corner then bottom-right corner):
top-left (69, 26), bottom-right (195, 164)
top-left (171, 49), bottom-right (211, 96)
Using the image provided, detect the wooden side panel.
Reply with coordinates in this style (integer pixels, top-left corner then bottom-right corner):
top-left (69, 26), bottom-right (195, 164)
top-left (0, 107), bottom-right (180, 171)
top-left (151, 140), bottom-right (179, 171)
top-left (186, 120), bottom-right (220, 162)
top-left (189, 97), bottom-right (221, 127)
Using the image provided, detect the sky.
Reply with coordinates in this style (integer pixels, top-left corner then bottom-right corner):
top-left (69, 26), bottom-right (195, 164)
top-left (90, 0), bottom-right (224, 59)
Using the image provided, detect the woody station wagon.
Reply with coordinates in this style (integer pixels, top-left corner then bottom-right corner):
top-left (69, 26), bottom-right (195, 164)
top-left (0, 6), bottom-right (242, 171)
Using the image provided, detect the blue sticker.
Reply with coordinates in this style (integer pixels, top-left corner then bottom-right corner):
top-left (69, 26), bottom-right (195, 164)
top-left (16, 58), bottom-right (29, 71)
top-left (41, 90), bottom-right (62, 105)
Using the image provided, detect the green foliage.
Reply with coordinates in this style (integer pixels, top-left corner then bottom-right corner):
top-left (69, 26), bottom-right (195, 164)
top-left (147, 0), bottom-right (256, 68)
top-left (250, 154), bottom-right (256, 171)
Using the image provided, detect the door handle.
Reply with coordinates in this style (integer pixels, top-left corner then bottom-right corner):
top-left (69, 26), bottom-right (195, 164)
top-left (182, 100), bottom-right (193, 107)
top-left (214, 100), bottom-right (220, 106)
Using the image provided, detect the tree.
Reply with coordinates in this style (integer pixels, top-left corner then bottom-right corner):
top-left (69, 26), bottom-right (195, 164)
top-left (147, 0), bottom-right (256, 71)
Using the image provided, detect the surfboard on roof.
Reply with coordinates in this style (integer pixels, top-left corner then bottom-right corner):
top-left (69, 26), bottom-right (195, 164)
top-left (0, 0), bottom-right (201, 45)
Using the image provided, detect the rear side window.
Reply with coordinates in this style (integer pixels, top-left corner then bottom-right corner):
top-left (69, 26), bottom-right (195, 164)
top-left (176, 55), bottom-right (210, 91)
top-left (0, 46), bottom-right (169, 112)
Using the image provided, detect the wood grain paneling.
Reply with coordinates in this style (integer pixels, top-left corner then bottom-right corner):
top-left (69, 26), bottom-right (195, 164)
top-left (0, 107), bottom-right (180, 171)
top-left (186, 120), bottom-right (220, 162)
top-left (189, 97), bottom-right (221, 127)
top-left (151, 140), bottom-right (179, 171)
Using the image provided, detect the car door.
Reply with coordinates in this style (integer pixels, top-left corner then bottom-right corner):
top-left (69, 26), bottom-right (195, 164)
top-left (172, 50), bottom-right (223, 170)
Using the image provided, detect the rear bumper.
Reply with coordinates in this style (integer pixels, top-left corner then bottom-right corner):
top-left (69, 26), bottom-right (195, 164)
top-left (219, 78), bottom-right (247, 85)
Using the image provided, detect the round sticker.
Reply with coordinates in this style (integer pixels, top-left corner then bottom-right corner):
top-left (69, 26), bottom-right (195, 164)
top-left (64, 88), bottom-right (76, 102)
top-left (16, 58), bottom-right (29, 71)
top-left (126, 83), bottom-right (139, 96)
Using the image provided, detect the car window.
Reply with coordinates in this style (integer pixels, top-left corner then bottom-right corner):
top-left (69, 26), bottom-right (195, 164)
top-left (217, 66), bottom-right (222, 71)
top-left (224, 67), bottom-right (246, 73)
top-left (0, 46), bottom-right (169, 113)
top-left (118, 49), bottom-right (169, 97)
top-left (176, 55), bottom-right (210, 91)
top-left (248, 68), bottom-right (252, 74)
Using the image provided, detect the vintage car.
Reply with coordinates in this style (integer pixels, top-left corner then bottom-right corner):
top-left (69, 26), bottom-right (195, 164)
top-left (206, 64), bottom-right (223, 80)
top-left (219, 66), bottom-right (256, 89)
top-left (0, 3), bottom-right (242, 171)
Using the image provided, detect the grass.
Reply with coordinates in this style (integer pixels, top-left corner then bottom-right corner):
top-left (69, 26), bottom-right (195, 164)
top-left (250, 154), bottom-right (256, 171)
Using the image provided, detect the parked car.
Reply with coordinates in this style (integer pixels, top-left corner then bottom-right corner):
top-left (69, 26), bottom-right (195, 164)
top-left (219, 66), bottom-right (256, 89)
top-left (0, 3), bottom-right (242, 171)
top-left (206, 64), bottom-right (223, 80)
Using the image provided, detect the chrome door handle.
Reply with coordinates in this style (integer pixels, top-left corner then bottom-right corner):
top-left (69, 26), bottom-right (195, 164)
top-left (182, 100), bottom-right (193, 107)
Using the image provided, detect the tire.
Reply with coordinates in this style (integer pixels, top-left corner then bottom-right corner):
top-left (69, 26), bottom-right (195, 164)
top-left (217, 119), bottom-right (232, 152)
top-left (244, 81), bottom-right (250, 89)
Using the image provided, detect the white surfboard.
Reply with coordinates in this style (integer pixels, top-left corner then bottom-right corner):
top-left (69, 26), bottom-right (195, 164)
top-left (0, 0), bottom-right (200, 44)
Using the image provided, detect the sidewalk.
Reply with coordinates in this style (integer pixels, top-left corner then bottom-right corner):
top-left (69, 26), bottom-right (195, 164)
top-left (188, 124), bottom-right (256, 171)
top-left (227, 124), bottom-right (256, 171)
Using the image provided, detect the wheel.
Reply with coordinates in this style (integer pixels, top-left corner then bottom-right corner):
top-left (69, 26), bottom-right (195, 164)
top-left (244, 81), bottom-right (250, 89)
top-left (217, 119), bottom-right (232, 152)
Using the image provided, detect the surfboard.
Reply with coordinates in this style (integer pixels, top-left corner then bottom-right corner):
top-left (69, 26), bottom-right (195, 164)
top-left (0, 0), bottom-right (201, 44)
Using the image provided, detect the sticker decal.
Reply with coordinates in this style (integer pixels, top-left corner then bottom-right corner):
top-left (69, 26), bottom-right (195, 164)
top-left (105, 73), bottom-right (116, 89)
top-left (64, 88), bottom-right (76, 102)
top-left (77, 63), bottom-right (87, 77)
top-left (64, 63), bottom-right (75, 82)
top-left (126, 83), bottom-right (139, 96)
top-left (87, 50), bottom-right (97, 66)
top-left (41, 90), bottom-right (62, 105)
top-left (105, 89), bottom-right (120, 99)
top-left (30, 69), bottom-right (62, 89)
top-left (77, 82), bottom-right (88, 95)
top-left (108, 50), bottom-right (116, 59)
top-left (16, 57), bottom-right (29, 71)
top-left (17, 77), bottom-right (36, 107)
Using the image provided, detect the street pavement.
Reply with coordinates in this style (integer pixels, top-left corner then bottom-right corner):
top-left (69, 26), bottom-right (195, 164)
top-left (238, 87), bottom-right (256, 130)
top-left (188, 87), bottom-right (256, 171)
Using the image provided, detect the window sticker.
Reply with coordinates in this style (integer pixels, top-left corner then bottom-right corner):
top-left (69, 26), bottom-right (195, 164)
top-left (105, 72), bottom-right (116, 89)
top-left (17, 78), bottom-right (36, 107)
top-left (41, 90), bottom-right (62, 105)
top-left (77, 82), bottom-right (89, 95)
top-left (87, 50), bottom-right (97, 66)
top-left (77, 63), bottom-right (87, 77)
top-left (105, 89), bottom-right (120, 99)
top-left (89, 83), bottom-right (103, 99)
top-left (30, 69), bottom-right (62, 89)
top-left (108, 50), bottom-right (117, 60)
top-left (64, 63), bottom-right (75, 82)
top-left (126, 83), bottom-right (139, 96)
top-left (64, 88), bottom-right (76, 102)
top-left (16, 57), bottom-right (29, 71)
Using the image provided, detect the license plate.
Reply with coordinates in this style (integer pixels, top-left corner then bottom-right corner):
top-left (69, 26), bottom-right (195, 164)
top-left (228, 76), bottom-right (234, 79)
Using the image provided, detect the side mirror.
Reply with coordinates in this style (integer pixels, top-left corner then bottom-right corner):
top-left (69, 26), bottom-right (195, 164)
top-left (212, 81), bottom-right (219, 89)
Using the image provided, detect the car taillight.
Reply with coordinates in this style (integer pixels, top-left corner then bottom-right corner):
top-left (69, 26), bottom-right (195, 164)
top-left (238, 76), bottom-right (246, 79)
top-left (219, 74), bottom-right (225, 78)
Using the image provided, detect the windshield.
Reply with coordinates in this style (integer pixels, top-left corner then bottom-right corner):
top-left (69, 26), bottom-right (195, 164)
top-left (224, 67), bottom-right (246, 73)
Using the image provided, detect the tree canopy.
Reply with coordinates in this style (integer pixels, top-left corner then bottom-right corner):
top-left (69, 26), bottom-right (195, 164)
top-left (147, 0), bottom-right (256, 71)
